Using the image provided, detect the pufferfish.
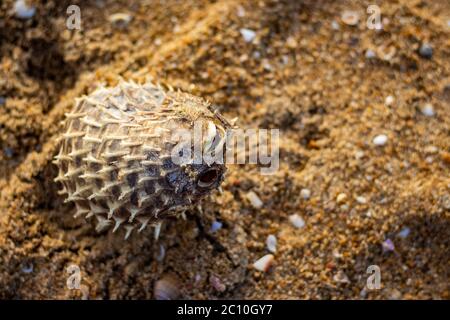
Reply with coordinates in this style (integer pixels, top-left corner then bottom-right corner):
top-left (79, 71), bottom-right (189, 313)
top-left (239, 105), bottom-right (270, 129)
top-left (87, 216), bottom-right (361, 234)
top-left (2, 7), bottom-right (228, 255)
top-left (53, 80), bottom-right (230, 239)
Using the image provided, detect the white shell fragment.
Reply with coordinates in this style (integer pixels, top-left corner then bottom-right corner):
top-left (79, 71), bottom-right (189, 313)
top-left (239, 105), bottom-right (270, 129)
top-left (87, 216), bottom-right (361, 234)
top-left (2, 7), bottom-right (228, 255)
top-left (300, 188), bottom-right (311, 200)
top-left (336, 193), bottom-right (347, 204)
top-left (253, 254), bottom-right (274, 272)
top-left (14, 0), bottom-right (36, 19)
top-left (341, 10), bottom-right (360, 26)
top-left (421, 103), bottom-right (435, 117)
top-left (289, 214), bottom-right (305, 229)
top-left (355, 196), bottom-right (367, 204)
top-left (266, 235), bottom-right (277, 253)
top-left (240, 28), bottom-right (256, 43)
top-left (333, 271), bottom-right (350, 284)
top-left (373, 134), bottom-right (388, 146)
top-left (246, 191), bottom-right (263, 209)
top-left (385, 95), bottom-right (395, 106)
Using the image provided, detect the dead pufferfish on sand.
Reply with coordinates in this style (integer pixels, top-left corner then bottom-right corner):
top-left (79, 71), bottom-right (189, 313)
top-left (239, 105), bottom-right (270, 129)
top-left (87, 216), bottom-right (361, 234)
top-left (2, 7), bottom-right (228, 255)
top-left (53, 81), bottom-right (231, 240)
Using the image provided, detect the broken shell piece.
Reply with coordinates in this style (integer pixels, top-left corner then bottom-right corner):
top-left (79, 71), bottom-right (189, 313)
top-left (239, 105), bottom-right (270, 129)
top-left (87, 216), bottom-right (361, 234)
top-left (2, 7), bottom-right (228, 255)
top-left (336, 193), bottom-right (347, 204)
top-left (289, 214), bottom-right (305, 229)
top-left (154, 275), bottom-right (180, 300)
top-left (108, 13), bottom-right (132, 28)
top-left (209, 274), bottom-right (226, 292)
top-left (333, 271), bottom-right (350, 284)
top-left (14, 0), bottom-right (36, 19)
top-left (253, 254), bottom-right (274, 272)
top-left (246, 191), bottom-right (263, 209)
top-left (266, 235), bottom-right (277, 253)
top-left (240, 28), bottom-right (256, 42)
top-left (341, 10), bottom-right (360, 26)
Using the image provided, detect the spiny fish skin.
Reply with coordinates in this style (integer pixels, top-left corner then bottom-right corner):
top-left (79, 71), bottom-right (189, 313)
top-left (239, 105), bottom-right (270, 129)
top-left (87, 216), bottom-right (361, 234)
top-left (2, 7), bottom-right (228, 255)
top-left (53, 81), bottom-right (229, 239)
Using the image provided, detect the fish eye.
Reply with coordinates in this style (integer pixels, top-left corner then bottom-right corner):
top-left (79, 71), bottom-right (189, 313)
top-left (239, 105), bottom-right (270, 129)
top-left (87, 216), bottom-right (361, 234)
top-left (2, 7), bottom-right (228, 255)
top-left (197, 168), bottom-right (219, 188)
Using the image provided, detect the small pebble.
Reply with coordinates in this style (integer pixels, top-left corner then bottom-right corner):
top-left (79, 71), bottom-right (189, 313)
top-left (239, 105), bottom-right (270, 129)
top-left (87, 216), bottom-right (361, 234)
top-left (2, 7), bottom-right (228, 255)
top-left (300, 188), bottom-right (311, 200)
top-left (14, 0), bottom-right (36, 19)
top-left (331, 20), bottom-right (340, 30)
top-left (418, 43), bottom-right (433, 59)
top-left (365, 49), bottom-right (376, 59)
top-left (240, 28), bottom-right (256, 43)
top-left (3, 147), bottom-right (14, 158)
top-left (356, 196), bottom-right (367, 204)
top-left (385, 95), bottom-right (395, 106)
top-left (289, 214), bottom-right (305, 229)
top-left (341, 10), bottom-right (360, 26)
top-left (246, 191), bottom-right (263, 209)
top-left (210, 220), bottom-right (223, 233)
top-left (253, 254), bottom-right (274, 272)
top-left (382, 238), bottom-right (395, 252)
top-left (421, 103), bottom-right (435, 117)
top-left (154, 275), bottom-right (180, 300)
top-left (397, 227), bottom-right (410, 239)
top-left (336, 193), bottom-right (347, 204)
top-left (373, 134), bottom-right (388, 146)
top-left (21, 262), bottom-right (33, 274)
top-left (266, 235), bottom-right (277, 253)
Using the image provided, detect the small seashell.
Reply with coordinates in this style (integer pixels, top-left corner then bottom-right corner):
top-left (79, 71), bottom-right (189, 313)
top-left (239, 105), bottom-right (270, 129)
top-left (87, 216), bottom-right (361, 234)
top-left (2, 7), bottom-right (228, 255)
top-left (108, 13), bottom-right (132, 28)
top-left (289, 214), bottom-right (305, 229)
top-left (266, 235), bottom-right (277, 253)
top-left (341, 10), bottom-right (360, 26)
top-left (240, 28), bottom-right (256, 42)
top-left (385, 95), bottom-right (395, 106)
top-left (333, 271), bottom-right (350, 284)
top-left (376, 45), bottom-right (396, 61)
top-left (253, 254), bottom-right (274, 272)
top-left (365, 49), bottom-right (376, 59)
top-left (355, 196), bottom-right (367, 204)
top-left (246, 191), bottom-right (263, 209)
top-left (382, 238), bottom-right (395, 252)
top-left (154, 275), bottom-right (180, 300)
top-left (300, 188), bottom-right (311, 200)
top-left (331, 20), bottom-right (340, 30)
top-left (14, 0), bottom-right (36, 19)
top-left (421, 103), bottom-right (435, 117)
top-left (373, 134), bottom-right (388, 146)
top-left (209, 274), bottom-right (226, 292)
top-left (336, 193), bottom-right (347, 204)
